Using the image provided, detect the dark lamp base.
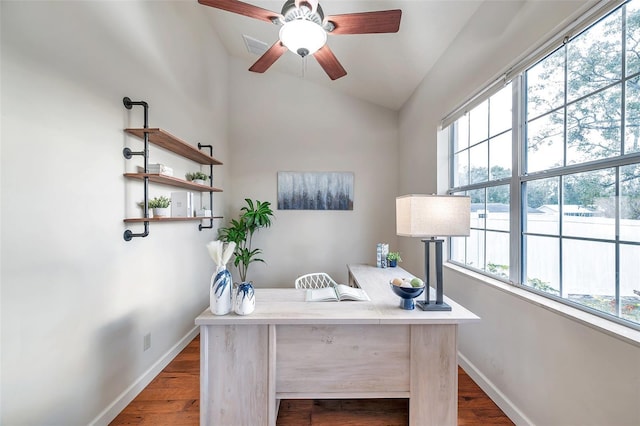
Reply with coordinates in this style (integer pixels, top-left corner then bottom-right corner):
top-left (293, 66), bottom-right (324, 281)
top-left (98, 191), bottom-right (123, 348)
top-left (416, 300), bottom-right (452, 311)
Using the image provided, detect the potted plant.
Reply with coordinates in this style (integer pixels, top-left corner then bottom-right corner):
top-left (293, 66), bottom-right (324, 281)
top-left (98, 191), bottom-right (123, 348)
top-left (387, 252), bottom-right (402, 267)
top-left (186, 171), bottom-right (209, 185)
top-left (218, 198), bottom-right (274, 284)
top-left (148, 196), bottom-right (171, 217)
top-left (219, 198), bottom-right (274, 315)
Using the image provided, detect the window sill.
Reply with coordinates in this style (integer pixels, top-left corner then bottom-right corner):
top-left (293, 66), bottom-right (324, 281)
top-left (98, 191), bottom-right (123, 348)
top-left (445, 262), bottom-right (640, 348)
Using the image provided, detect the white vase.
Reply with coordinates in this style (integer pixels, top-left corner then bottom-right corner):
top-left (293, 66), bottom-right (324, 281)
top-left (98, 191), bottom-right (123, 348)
top-left (210, 265), bottom-right (232, 315)
top-left (234, 282), bottom-right (255, 315)
top-left (193, 179), bottom-right (206, 185)
top-left (154, 207), bottom-right (170, 217)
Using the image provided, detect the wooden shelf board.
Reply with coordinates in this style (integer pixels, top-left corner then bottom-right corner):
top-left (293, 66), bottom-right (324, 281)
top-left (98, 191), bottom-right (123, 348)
top-left (124, 173), bottom-right (223, 192)
top-left (124, 216), bottom-right (223, 223)
top-left (124, 128), bottom-right (223, 165)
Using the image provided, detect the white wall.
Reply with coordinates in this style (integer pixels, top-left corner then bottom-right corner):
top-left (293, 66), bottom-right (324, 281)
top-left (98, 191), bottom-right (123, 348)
top-left (1, 1), bottom-right (228, 424)
top-left (399, 1), bottom-right (640, 425)
top-left (447, 267), bottom-right (640, 426)
top-left (227, 58), bottom-right (399, 286)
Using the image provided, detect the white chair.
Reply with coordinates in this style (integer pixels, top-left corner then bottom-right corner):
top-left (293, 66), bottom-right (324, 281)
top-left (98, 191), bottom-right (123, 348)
top-left (295, 272), bottom-right (338, 289)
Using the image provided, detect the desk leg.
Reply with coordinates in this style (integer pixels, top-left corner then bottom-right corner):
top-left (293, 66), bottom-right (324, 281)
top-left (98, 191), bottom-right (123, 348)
top-left (200, 324), bottom-right (270, 426)
top-left (410, 324), bottom-right (458, 426)
top-left (268, 325), bottom-right (277, 426)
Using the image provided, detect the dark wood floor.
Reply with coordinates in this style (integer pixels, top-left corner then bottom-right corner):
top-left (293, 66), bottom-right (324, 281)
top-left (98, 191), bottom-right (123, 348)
top-left (110, 335), bottom-right (513, 425)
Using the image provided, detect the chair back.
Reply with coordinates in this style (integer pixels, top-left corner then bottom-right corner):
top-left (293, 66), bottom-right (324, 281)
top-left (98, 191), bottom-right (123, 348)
top-left (294, 272), bottom-right (338, 289)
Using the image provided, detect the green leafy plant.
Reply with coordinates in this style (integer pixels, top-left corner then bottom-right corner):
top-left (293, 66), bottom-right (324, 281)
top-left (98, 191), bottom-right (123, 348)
top-left (527, 277), bottom-right (560, 296)
top-left (148, 196), bottom-right (171, 209)
top-left (186, 171), bottom-right (209, 182)
top-left (218, 199), bottom-right (274, 283)
top-left (487, 263), bottom-right (509, 279)
top-left (387, 252), bottom-right (402, 262)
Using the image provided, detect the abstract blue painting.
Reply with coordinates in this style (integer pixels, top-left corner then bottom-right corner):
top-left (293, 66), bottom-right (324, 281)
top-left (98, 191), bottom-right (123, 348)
top-left (277, 172), bottom-right (354, 210)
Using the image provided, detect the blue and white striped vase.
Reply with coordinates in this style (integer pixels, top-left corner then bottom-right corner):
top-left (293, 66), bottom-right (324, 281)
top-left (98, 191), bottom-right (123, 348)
top-left (210, 265), bottom-right (232, 315)
top-left (233, 282), bottom-right (255, 315)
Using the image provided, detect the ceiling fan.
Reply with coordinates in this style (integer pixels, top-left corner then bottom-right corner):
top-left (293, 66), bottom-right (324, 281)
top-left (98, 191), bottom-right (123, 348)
top-left (198, 0), bottom-right (402, 80)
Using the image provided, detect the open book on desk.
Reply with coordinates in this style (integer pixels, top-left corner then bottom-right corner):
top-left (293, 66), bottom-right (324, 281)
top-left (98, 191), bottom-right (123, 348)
top-left (305, 283), bottom-right (370, 302)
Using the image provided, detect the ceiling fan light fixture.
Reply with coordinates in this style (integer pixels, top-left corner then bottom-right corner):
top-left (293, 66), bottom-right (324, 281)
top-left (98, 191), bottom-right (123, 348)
top-left (279, 19), bottom-right (327, 57)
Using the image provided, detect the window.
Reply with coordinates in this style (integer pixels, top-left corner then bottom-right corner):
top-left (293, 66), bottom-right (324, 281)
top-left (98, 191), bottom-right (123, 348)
top-left (450, 84), bottom-right (513, 279)
top-left (448, 1), bottom-right (640, 329)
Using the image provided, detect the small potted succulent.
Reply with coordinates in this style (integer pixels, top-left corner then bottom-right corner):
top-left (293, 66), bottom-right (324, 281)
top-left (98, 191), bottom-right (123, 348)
top-left (148, 196), bottom-right (171, 217)
top-left (186, 171), bottom-right (209, 185)
top-left (387, 252), bottom-right (402, 267)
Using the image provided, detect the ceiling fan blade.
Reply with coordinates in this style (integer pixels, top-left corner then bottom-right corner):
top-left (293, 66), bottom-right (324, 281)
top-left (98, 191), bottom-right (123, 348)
top-left (249, 41), bottom-right (288, 73)
top-left (313, 45), bottom-right (347, 80)
top-left (198, 0), bottom-right (279, 23)
top-left (326, 10), bottom-right (402, 35)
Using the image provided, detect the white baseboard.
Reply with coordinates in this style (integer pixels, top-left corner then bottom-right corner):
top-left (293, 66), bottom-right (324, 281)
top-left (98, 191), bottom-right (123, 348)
top-left (90, 326), bottom-right (200, 426)
top-left (458, 352), bottom-right (534, 426)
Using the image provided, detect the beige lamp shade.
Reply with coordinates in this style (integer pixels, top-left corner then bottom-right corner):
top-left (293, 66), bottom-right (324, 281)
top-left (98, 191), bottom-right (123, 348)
top-left (396, 194), bottom-right (471, 237)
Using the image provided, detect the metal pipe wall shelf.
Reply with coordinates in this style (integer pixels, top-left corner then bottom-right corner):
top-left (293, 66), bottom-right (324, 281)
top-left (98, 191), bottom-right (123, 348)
top-left (124, 128), bottom-right (222, 165)
top-left (123, 173), bottom-right (223, 192)
top-left (124, 216), bottom-right (223, 223)
top-left (121, 97), bottom-right (224, 240)
top-left (197, 143), bottom-right (215, 231)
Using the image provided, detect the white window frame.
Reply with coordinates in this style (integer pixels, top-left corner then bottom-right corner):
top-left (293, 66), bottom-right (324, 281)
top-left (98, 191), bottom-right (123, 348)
top-left (445, 0), bottom-right (640, 333)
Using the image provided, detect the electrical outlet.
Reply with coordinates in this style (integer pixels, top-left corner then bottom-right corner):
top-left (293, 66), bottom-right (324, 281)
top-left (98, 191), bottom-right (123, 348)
top-left (143, 333), bottom-right (151, 351)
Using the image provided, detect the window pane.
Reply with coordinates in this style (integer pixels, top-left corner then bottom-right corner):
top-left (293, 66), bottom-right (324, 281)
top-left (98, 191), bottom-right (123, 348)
top-left (567, 11), bottom-right (622, 101)
top-left (562, 169), bottom-right (616, 239)
top-left (450, 236), bottom-right (466, 264)
top-left (524, 177), bottom-right (560, 235)
top-left (527, 48), bottom-right (565, 119)
top-left (626, 1), bottom-right (640, 76)
top-left (564, 239), bottom-right (616, 315)
top-left (566, 84), bottom-right (622, 165)
top-left (470, 187), bottom-right (487, 270)
top-left (466, 229), bottom-right (485, 270)
top-left (489, 131), bottom-right (512, 180)
top-left (470, 188), bottom-right (486, 230)
top-left (620, 244), bottom-right (640, 324)
top-left (524, 235), bottom-right (560, 296)
top-left (454, 116), bottom-right (470, 151)
top-left (453, 150), bottom-right (469, 187)
top-left (451, 190), bottom-right (471, 265)
top-left (469, 142), bottom-right (488, 184)
top-left (625, 76), bottom-right (640, 155)
top-left (487, 185), bottom-right (510, 231)
top-left (620, 164), bottom-right (640, 241)
top-left (526, 110), bottom-right (564, 173)
top-left (489, 84), bottom-right (512, 136)
top-left (485, 231), bottom-right (509, 276)
top-left (469, 100), bottom-right (488, 145)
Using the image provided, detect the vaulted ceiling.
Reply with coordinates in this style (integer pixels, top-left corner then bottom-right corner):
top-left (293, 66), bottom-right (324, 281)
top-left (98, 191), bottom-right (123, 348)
top-left (198, 0), bottom-right (533, 110)
top-left (199, 1), bottom-right (600, 111)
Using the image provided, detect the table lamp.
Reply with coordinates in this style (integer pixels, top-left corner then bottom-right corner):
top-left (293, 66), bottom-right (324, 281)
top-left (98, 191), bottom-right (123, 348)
top-left (396, 194), bottom-right (471, 311)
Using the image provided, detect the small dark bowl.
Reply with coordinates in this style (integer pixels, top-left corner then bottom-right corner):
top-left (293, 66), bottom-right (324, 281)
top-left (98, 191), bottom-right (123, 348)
top-left (390, 282), bottom-right (425, 310)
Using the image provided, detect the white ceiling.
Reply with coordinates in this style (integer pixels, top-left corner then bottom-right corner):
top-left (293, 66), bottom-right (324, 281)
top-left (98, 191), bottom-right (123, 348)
top-left (199, 0), bottom-right (498, 110)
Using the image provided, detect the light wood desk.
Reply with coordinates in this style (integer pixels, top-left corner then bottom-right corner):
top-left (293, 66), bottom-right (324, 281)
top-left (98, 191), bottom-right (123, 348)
top-left (195, 264), bottom-right (479, 426)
